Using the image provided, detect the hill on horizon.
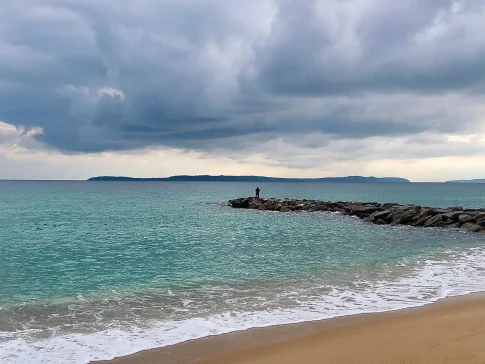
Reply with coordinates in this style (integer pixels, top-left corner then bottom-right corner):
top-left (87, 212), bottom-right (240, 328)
top-left (88, 175), bottom-right (411, 183)
top-left (446, 178), bottom-right (485, 183)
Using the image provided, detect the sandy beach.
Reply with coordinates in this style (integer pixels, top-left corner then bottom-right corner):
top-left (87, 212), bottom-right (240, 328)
top-left (92, 293), bottom-right (485, 364)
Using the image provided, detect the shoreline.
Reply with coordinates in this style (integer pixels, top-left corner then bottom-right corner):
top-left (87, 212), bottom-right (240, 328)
top-left (92, 292), bottom-right (485, 364)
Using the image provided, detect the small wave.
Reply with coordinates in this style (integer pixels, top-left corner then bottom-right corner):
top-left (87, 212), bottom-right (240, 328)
top-left (2, 247), bottom-right (485, 364)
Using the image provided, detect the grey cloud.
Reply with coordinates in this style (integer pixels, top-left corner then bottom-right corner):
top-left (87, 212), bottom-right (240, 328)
top-left (254, 0), bottom-right (485, 96)
top-left (241, 132), bottom-right (485, 171)
top-left (1, 0), bottom-right (485, 155)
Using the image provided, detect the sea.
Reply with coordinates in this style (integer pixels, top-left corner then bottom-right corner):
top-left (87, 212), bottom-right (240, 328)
top-left (1, 181), bottom-right (485, 363)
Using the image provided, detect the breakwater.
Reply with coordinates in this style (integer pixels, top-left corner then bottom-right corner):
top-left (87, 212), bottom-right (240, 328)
top-left (229, 197), bottom-right (485, 233)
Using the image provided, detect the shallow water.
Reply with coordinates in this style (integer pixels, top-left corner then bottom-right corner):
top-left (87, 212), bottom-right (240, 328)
top-left (1, 181), bottom-right (485, 363)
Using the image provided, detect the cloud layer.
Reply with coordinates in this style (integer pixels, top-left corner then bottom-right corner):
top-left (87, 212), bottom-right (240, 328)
top-left (1, 0), bottom-right (485, 179)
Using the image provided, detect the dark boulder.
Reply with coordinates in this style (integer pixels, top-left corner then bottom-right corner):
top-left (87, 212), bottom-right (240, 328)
top-left (349, 205), bottom-right (382, 218)
top-left (414, 216), bottom-right (431, 227)
top-left (463, 210), bottom-right (481, 216)
top-left (428, 208), bottom-right (450, 216)
top-left (443, 211), bottom-right (462, 221)
top-left (369, 210), bottom-right (392, 222)
top-left (446, 222), bottom-right (462, 229)
top-left (458, 214), bottom-right (474, 224)
top-left (292, 203), bottom-right (307, 211)
top-left (475, 213), bottom-right (485, 221)
top-left (414, 209), bottom-right (430, 221)
top-left (393, 208), bottom-right (420, 225)
top-left (462, 223), bottom-right (484, 233)
top-left (475, 217), bottom-right (485, 227)
top-left (424, 214), bottom-right (445, 227)
top-left (447, 206), bottom-right (463, 211)
top-left (229, 198), bottom-right (250, 208)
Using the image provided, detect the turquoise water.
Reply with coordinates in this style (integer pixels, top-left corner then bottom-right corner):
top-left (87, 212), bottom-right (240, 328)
top-left (1, 181), bottom-right (485, 363)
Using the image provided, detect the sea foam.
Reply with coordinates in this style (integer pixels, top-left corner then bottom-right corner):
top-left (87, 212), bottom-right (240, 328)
top-left (2, 246), bottom-right (485, 364)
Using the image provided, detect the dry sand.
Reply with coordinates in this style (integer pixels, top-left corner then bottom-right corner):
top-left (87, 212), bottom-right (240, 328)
top-left (93, 293), bottom-right (485, 364)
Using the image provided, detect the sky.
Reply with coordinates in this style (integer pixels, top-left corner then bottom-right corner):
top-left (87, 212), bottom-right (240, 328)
top-left (1, 0), bottom-right (485, 181)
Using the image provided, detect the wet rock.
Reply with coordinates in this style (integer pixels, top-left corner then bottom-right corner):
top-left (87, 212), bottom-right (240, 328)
top-left (424, 214), bottom-right (445, 227)
top-left (463, 210), bottom-right (482, 217)
top-left (443, 211), bottom-right (462, 221)
top-left (369, 210), bottom-right (392, 222)
top-left (229, 197), bottom-right (250, 208)
top-left (475, 213), bottom-right (485, 221)
top-left (292, 203), bottom-right (307, 211)
top-left (414, 216), bottom-right (431, 227)
top-left (476, 217), bottom-right (485, 227)
top-left (414, 209), bottom-right (430, 221)
top-left (428, 208), bottom-right (450, 216)
top-left (446, 222), bottom-right (462, 229)
top-left (462, 223), bottom-right (484, 233)
top-left (392, 208), bottom-right (420, 225)
top-left (458, 214), bottom-right (474, 224)
top-left (350, 205), bottom-right (382, 218)
top-left (447, 206), bottom-right (463, 211)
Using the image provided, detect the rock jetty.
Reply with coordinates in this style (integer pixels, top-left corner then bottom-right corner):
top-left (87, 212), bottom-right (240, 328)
top-left (228, 197), bottom-right (485, 233)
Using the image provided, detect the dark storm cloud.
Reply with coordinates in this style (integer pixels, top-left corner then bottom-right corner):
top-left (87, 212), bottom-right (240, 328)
top-left (1, 0), bottom-right (485, 153)
top-left (254, 0), bottom-right (485, 95)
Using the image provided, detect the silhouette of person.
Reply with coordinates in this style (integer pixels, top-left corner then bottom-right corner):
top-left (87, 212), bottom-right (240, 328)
top-left (255, 186), bottom-right (260, 198)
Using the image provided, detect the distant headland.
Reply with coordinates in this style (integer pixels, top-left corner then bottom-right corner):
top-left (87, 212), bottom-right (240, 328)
top-left (445, 179), bottom-right (485, 183)
top-left (87, 175), bottom-right (411, 183)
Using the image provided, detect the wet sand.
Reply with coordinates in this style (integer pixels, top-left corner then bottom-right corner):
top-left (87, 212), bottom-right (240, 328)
top-left (93, 293), bottom-right (485, 364)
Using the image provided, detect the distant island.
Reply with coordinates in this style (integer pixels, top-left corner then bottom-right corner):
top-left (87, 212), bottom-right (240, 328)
top-left (446, 179), bottom-right (485, 183)
top-left (88, 175), bottom-right (411, 183)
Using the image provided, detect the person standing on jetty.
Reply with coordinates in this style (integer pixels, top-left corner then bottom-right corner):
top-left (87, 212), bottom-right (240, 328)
top-left (255, 186), bottom-right (261, 198)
